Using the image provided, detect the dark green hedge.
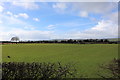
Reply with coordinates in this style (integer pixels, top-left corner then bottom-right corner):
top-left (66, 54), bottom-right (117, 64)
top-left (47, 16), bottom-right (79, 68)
top-left (2, 62), bottom-right (76, 79)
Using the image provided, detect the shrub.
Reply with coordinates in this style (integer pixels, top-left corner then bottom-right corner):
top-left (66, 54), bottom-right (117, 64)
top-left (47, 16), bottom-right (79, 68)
top-left (98, 58), bottom-right (120, 79)
top-left (2, 62), bottom-right (76, 79)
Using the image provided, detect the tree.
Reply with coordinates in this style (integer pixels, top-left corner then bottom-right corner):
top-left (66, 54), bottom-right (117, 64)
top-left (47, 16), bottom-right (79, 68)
top-left (11, 37), bottom-right (20, 43)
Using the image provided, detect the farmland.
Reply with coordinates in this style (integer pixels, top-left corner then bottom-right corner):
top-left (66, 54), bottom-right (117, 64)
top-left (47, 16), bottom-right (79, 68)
top-left (2, 44), bottom-right (118, 78)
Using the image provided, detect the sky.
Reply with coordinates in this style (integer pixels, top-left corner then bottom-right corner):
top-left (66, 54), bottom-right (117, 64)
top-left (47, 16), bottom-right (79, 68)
top-left (0, 1), bottom-right (119, 41)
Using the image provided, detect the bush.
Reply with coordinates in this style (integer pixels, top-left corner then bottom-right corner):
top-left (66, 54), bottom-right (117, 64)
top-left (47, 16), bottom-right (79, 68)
top-left (2, 62), bottom-right (76, 79)
top-left (98, 58), bottom-right (120, 79)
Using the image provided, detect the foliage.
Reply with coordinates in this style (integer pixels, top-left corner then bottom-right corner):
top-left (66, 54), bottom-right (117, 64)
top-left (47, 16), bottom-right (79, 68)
top-left (11, 37), bottom-right (19, 42)
top-left (98, 58), bottom-right (120, 79)
top-left (2, 62), bottom-right (76, 79)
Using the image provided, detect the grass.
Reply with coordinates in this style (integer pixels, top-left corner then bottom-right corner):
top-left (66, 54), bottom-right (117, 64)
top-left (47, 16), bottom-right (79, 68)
top-left (2, 44), bottom-right (118, 78)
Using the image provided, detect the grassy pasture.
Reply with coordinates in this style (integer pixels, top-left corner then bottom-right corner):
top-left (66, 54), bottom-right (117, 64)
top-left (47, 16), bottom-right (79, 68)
top-left (2, 44), bottom-right (118, 78)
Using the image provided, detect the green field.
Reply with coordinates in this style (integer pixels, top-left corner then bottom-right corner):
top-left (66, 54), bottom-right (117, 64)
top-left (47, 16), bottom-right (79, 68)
top-left (2, 44), bottom-right (118, 78)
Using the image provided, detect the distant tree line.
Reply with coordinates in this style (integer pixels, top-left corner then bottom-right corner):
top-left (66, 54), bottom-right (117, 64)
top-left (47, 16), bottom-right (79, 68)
top-left (1, 39), bottom-right (119, 44)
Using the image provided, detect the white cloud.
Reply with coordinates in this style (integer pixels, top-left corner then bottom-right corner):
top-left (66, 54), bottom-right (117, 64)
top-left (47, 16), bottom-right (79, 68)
top-left (0, 5), bottom-right (4, 12)
top-left (79, 11), bottom-right (88, 18)
top-left (46, 25), bottom-right (56, 29)
top-left (15, 13), bottom-right (29, 19)
top-left (89, 20), bottom-right (118, 38)
top-left (106, 12), bottom-right (118, 24)
top-left (0, 10), bottom-right (53, 41)
top-left (6, 11), bottom-right (13, 16)
top-left (24, 25), bottom-right (36, 30)
top-left (91, 20), bottom-right (110, 31)
top-left (52, 2), bottom-right (117, 18)
top-left (52, 19), bottom-right (118, 39)
top-left (0, 20), bottom-right (2, 24)
top-left (33, 18), bottom-right (39, 21)
top-left (0, 11), bottom-right (35, 35)
top-left (67, 20), bottom-right (118, 39)
top-left (0, 28), bottom-right (54, 41)
top-left (6, 11), bottom-right (29, 19)
top-left (53, 3), bottom-right (67, 10)
top-left (0, 12), bottom-right (26, 25)
top-left (12, 2), bottom-right (39, 10)
top-left (53, 3), bottom-right (67, 13)
top-left (0, 19), bottom-right (118, 40)
top-left (0, 0), bottom-right (119, 2)
top-left (72, 2), bottom-right (117, 14)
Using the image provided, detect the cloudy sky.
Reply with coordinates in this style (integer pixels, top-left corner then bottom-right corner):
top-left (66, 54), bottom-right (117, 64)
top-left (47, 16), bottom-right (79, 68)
top-left (0, 1), bottom-right (119, 41)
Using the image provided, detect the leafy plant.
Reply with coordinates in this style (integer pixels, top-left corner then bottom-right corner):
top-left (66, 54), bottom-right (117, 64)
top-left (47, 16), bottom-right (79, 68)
top-left (2, 62), bottom-right (77, 79)
top-left (98, 58), bottom-right (120, 79)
